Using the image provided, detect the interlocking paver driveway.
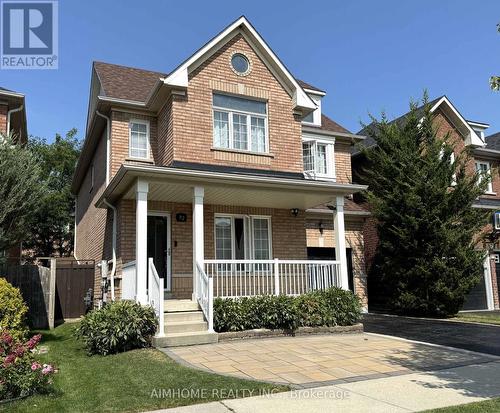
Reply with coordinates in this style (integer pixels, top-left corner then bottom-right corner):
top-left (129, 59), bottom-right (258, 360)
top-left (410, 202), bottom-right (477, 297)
top-left (164, 333), bottom-right (497, 387)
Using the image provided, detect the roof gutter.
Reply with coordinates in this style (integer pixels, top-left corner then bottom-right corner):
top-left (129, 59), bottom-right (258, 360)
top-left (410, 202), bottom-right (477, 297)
top-left (473, 147), bottom-right (500, 157)
top-left (302, 126), bottom-right (366, 142)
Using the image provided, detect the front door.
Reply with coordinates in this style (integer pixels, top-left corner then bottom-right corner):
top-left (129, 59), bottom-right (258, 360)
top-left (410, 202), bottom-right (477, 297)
top-left (147, 214), bottom-right (171, 292)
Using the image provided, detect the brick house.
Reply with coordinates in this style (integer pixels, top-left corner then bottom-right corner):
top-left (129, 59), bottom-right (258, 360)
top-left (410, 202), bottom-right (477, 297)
top-left (71, 17), bottom-right (368, 346)
top-left (353, 96), bottom-right (500, 312)
top-left (0, 86), bottom-right (27, 262)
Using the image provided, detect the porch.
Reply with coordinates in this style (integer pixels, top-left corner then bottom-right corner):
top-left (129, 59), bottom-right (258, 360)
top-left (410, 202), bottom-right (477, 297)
top-left (97, 164), bottom-right (366, 340)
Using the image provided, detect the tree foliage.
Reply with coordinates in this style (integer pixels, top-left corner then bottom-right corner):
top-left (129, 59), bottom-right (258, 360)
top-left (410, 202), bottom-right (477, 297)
top-left (361, 95), bottom-right (491, 317)
top-left (0, 133), bottom-right (46, 255)
top-left (490, 23), bottom-right (500, 91)
top-left (25, 129), bottom-right (81, 258)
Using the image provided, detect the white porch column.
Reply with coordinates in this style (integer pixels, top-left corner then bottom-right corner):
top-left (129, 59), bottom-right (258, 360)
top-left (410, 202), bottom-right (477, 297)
top-left (136, 179), bottom-right (149, 305)
top-left (334, 196), bottom-right (350, 290)
top-left (192, 186), bottom-right (205, 300)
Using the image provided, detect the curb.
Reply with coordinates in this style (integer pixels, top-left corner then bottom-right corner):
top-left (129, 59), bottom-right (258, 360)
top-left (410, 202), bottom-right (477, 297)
top-left (217, 323), bottom-right (363, 342)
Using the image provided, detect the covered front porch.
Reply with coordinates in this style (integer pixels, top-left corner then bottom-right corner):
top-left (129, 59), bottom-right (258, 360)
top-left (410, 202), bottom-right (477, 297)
top-left (98, 164), bottom-right (366, 337)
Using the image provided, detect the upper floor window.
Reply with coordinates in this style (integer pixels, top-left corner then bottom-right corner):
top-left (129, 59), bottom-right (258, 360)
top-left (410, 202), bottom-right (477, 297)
top-left (475, 161), bottom-right (494, 193)
top-left (213, 93), bottom-right (268, 153)
top-left (129, 120), bottom-right (150, 159)
top-left (302, 138), bottom-right (335, 179)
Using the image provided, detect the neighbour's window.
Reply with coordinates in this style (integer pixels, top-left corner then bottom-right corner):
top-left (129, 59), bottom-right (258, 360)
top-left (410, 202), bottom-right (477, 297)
top-left (302, 139), bottom-right (335, 178)
top-left (475, 161), bottom-right (493, 193)
top-left (214, 216), bottom-right (271, 260)
top-left (302, 111), bottom-right (314, 124)
top-left (213, 93), bottom-right (268, 153)
top-left (129, 120), bottom-right (149, 159)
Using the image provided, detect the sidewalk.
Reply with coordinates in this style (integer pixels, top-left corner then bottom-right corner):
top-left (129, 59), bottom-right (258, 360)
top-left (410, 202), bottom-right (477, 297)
top-left (146, 360), bottom-right (500, 413)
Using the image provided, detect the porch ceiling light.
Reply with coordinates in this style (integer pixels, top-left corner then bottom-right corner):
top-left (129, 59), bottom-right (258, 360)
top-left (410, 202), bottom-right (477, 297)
top-left (290, 208), bottom-right (299, 217)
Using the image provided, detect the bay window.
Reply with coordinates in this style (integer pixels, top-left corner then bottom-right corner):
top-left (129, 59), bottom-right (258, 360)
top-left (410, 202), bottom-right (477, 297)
top-left (213, 93), bottom-right (268, 153)
top-left (302, 138), bottom-right (335, 179)
top-left (215, 215), bottom-right (271, 260)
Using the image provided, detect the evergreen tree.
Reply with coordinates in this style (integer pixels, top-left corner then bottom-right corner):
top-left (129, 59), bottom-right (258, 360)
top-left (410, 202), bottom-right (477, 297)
top-left (362, 95), bottom-right (492, 316)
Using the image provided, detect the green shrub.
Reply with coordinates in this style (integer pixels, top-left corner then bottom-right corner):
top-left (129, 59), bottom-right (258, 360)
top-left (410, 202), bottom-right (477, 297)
top-left (0, 278), bottom-right (28, 342)
top-left (214, 287), bottom-right (361, 333)
top-left (75, 300), bottom-right (158, 355)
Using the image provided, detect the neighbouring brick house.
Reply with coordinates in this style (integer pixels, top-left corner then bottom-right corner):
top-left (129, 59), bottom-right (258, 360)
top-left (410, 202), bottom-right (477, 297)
top-left (71, 17), bottom-right (368, 345)
top-left (353, 96), bottom-right (500, 311)
top-left (0, 86), bottom-right (27, 262)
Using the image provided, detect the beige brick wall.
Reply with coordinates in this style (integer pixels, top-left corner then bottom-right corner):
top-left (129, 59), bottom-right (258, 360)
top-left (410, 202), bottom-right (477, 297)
top-left (75, 131), bottom-right (112, 300)
top-left (167, 34), bottom-right (303, 173)
top-left (110, 111), bottom-right (158, 178)
top-left (117, 201), bottom-right (307, 298)
top-left (305, 217), bottom-right (367, 308)
top-left (334, 140), bottom-right (353, 184)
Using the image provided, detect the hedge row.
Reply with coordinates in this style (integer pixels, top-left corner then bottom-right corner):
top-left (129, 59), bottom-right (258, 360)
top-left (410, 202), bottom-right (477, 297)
top-left (214, 287), bottom-right (362, 332)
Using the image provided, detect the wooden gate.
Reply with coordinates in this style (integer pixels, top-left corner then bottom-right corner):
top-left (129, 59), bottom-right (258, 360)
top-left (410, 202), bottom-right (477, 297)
top-left (55, 259), bottom-right (94, 320)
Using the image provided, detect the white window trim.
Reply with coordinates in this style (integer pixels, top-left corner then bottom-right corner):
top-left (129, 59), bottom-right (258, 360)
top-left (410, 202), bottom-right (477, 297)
top-left (128, 119), bottom-right (151, 160)
top-left (214, 213), bottom-right (272, 260)
top-left (475, 160), bottom-right (495, 194)
top-left (213, 100), bottom-right (269, 154)
top-left (302, 136), bottom-right (336, 180)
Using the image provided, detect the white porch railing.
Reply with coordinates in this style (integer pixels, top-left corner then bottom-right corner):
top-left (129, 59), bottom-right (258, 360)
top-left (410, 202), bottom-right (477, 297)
top-left (203, 259), bottom-right (341, 298)
top-left (195, 261), bottom-right (214, 331)
top-left (148, 258), bottom-right (164, 337)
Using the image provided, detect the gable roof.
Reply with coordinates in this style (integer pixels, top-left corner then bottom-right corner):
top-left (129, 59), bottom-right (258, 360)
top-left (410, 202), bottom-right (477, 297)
top-left (162, 16), bottom-right (316, 112)
top-left (355, 96), bottom-right (485, 155)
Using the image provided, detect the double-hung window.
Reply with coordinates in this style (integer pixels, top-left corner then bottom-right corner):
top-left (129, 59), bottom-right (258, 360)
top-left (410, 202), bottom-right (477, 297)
top-left (214, 215), bottom-right (272, 260)
top-left (302, 138), bottom-right (335, 179)
top-left (475, 161), bottom-right (494, 193)
top-left (129, 120), bottom-right (150, 159)
top-left (213, 94), bottom-right (268, 153)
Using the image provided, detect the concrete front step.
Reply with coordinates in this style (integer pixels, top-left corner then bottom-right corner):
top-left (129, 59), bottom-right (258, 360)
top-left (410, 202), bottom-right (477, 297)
top-left (153, 331), bottom-right (218, 347)
top-left (165, 311), bottom-right (205, 323)
top-left (166, 320), bottom-right (208, 334)
top-left (164, 299), bottom-right (200, 312)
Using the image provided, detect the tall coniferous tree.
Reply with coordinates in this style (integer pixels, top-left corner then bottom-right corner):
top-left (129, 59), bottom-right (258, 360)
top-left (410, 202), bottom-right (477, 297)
top-left (362, 96), bottom-right (492, 316)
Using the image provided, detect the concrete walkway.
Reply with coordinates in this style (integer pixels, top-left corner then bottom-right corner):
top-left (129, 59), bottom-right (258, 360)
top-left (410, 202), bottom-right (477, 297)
top-left (147, 360), bottom-right (500, 412)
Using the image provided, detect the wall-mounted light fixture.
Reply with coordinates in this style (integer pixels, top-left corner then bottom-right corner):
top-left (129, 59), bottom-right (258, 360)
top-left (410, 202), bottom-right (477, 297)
top-left (176, 213), bottom-right (187, 222)
top-left (290, 208), bottom-right (299, 217)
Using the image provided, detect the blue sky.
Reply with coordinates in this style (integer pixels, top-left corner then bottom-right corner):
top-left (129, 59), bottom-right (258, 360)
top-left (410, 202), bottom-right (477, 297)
top-left (1, 0), bottom-right (499, 142)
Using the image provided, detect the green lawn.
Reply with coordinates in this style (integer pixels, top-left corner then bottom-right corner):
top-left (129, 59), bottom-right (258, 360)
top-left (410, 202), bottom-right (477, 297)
top-left (424, 398), bottom-right (500, 412)
top-left (455, 312), bottom-right (500, 326)
top-left (6, 323), bottom-right (288, 413)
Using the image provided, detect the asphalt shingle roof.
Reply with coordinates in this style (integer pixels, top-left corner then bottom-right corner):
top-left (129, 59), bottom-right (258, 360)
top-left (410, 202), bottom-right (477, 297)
top-left (486, 132), bottom-right (500, 151)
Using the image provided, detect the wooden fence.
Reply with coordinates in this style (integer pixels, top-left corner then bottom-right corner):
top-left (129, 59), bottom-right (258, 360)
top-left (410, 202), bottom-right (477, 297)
top-left (1, 263), bottom-right (55, 329)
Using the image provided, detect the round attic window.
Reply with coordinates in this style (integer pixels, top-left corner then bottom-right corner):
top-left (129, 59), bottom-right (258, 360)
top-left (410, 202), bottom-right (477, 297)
top-left (231, 53), bottom-right (250, 75)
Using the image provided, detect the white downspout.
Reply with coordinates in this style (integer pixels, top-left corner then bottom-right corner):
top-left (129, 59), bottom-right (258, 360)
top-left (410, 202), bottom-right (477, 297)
top-left (103, 199), bottom-right (117, 301)
top-left (7, 104), bottom-right (24, 136)
top-left (95, 110), bottom-right (111, 185)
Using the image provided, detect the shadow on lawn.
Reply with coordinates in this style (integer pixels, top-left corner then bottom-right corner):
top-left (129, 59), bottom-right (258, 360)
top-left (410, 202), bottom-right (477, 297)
top-left (382, 343), bottom-right (500, 399)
